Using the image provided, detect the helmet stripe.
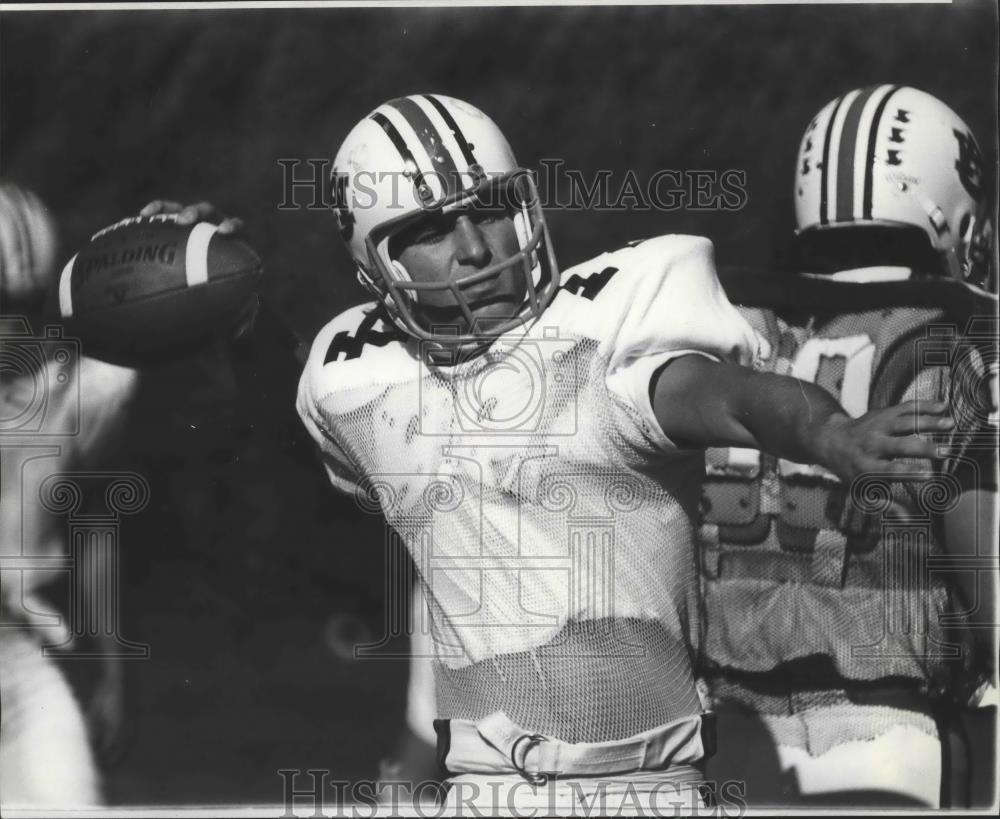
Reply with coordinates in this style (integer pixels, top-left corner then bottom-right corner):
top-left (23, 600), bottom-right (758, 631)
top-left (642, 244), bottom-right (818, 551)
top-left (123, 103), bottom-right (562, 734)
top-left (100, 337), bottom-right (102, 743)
top-left (0, 193), bottom-right (14, 283)
top-left (834, 85), bottom-right (881, 223)
top-left (11, 188), bottom-right (35, 276)
top-left (415, 96), bottom-right (475, 178)
top-left (369, 111), bottom-right (429, 197)
top-left (849, 84), bottom-right (896, 219)
top-left (861, 85), bottom-right (902, 220)
top-left (59, 253), bottom-right (77, 318)
top-left (423, 94), bottom-right (479, 168)
top-left (387, 96), bottom-right (461, 189)
top-left (819, 93), bottom-right (846, 225)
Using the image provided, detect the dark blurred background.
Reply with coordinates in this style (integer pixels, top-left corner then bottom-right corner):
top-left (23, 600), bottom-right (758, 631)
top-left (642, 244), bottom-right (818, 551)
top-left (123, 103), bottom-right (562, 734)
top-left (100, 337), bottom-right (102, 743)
top-left (1, 1), bottom-right (997, 806)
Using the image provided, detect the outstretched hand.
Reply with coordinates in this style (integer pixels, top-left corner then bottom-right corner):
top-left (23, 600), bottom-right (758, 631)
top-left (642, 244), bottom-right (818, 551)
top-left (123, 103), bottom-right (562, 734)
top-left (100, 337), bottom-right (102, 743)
top-left (139, 200), bottom-right (244, 235)
top-left (818, 399), bottom-right (953, 483)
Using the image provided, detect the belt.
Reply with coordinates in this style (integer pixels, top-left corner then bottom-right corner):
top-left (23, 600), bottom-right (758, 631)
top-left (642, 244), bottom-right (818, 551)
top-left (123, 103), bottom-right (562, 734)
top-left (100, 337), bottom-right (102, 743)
top-left (435, 711), bottom-right (715, 783)
top-left (847, 684), bottom-right (932, 713)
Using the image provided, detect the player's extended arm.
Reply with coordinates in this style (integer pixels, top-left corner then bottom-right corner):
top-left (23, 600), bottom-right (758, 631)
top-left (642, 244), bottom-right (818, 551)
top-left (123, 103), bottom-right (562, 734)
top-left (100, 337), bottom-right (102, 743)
top-left (650, 355), bottom-right (953, 483)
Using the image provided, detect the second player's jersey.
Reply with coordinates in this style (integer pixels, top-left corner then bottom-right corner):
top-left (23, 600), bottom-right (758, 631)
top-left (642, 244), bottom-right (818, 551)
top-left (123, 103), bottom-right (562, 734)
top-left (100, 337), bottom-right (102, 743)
top-left (1, 348), bottom-right (139, 622)
top-left (299, 235), bottom-right (762, 742)
top-left (699, 274), bottom-right (984, 702)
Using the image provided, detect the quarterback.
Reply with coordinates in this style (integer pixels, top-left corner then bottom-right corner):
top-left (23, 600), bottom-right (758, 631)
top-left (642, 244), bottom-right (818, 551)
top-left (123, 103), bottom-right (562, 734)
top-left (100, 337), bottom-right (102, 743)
top-left (283, 93), bottom-right (956, 811)
top-left (701, 85), bottom-right (998, 807)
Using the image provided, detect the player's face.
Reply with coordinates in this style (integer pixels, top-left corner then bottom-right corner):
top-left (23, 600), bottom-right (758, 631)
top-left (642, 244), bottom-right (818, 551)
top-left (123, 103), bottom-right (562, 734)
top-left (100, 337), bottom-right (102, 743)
top-left (391, 205), bottom-right (527, 335)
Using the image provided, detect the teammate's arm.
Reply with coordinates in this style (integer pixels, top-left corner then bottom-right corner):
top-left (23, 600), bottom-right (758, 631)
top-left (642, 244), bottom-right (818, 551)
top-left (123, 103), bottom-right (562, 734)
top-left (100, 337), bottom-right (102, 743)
top-left (651, 354), bottom-right (952, 483)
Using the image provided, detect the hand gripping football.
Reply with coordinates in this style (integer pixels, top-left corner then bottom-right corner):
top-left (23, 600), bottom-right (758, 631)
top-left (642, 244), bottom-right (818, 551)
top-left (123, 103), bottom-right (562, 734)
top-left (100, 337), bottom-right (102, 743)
top-left (57, 214), bottom-right (263, 365)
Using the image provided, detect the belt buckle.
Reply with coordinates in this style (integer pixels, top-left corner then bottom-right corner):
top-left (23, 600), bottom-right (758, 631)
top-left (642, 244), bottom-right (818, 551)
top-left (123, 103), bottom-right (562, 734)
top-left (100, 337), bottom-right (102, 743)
top-left (510, 733), bottom-right (548, 784)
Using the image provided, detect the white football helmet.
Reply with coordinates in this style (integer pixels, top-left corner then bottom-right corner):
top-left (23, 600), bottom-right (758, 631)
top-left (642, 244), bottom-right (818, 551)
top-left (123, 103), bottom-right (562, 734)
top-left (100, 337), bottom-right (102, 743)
top-left (330, 94), bottom-right (559, 354)
top-left (0, 182), bottom-right (58, 300)
top-left (794, 85), bottom-right (993, 290)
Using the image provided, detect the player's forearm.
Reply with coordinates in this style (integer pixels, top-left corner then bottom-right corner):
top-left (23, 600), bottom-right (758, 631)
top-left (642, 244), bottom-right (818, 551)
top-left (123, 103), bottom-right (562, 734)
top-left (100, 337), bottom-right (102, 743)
top-left (653, 355), bottom-right (946, 483)
top-left (652, 356), bottom-right (851, 471)
top-left (725, 369), bottom-right (855, 471)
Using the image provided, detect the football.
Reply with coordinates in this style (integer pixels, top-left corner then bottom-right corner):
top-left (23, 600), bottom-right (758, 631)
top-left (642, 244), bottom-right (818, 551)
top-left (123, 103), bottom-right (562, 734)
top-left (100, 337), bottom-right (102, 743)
top-left (56, 214), bottom-right (263, 366)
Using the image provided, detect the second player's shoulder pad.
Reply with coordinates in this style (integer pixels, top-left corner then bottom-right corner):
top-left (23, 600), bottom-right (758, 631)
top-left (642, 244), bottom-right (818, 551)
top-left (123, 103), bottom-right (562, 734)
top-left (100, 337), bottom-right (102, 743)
top-left (301, 302), bottom-right (415, 416)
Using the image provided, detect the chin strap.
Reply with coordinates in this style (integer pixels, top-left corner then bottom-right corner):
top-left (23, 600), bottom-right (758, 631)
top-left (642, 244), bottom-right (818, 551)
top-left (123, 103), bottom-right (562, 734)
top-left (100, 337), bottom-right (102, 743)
top-left (356, 265), bottom-right (411, 338)
top-left (390, 259), bottom-right (410, 282)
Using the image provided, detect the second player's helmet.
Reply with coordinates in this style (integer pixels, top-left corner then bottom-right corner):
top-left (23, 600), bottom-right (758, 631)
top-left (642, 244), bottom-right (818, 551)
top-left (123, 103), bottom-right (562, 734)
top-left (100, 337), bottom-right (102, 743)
top-left (330, 94), bottom-right (559, 353)
top-left (0, 182), bottom-right (58, 299)
top-left (794, 85), bottom-right (992, 290)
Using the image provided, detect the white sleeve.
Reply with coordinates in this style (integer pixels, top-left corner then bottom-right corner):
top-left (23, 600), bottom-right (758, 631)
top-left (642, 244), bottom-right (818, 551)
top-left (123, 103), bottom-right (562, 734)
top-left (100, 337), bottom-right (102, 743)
top-left (296, 358), bottom-right (363, 497)
top-left (599, 236), bottom-right (768, 452)
top-left (295, 303), bottom-right (419, 497)
top-left (72, 357), bottom-right (141, 459)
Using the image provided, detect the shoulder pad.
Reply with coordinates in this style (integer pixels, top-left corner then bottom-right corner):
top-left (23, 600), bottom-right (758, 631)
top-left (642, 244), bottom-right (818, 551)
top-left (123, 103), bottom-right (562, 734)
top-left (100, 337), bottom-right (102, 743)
top-left (557, 234), bottom-right (760, 369)
top-left (319, 303), bottom-right (406, 364)
top-left (556, 235), bottom-right (712, 302)
top-left (300, 302), bottom-right (415, 416)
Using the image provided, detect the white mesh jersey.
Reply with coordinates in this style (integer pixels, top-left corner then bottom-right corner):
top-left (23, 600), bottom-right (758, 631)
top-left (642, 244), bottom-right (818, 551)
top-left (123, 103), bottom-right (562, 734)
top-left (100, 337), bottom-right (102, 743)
top-left (299, 234), bottom-right (762, 742)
